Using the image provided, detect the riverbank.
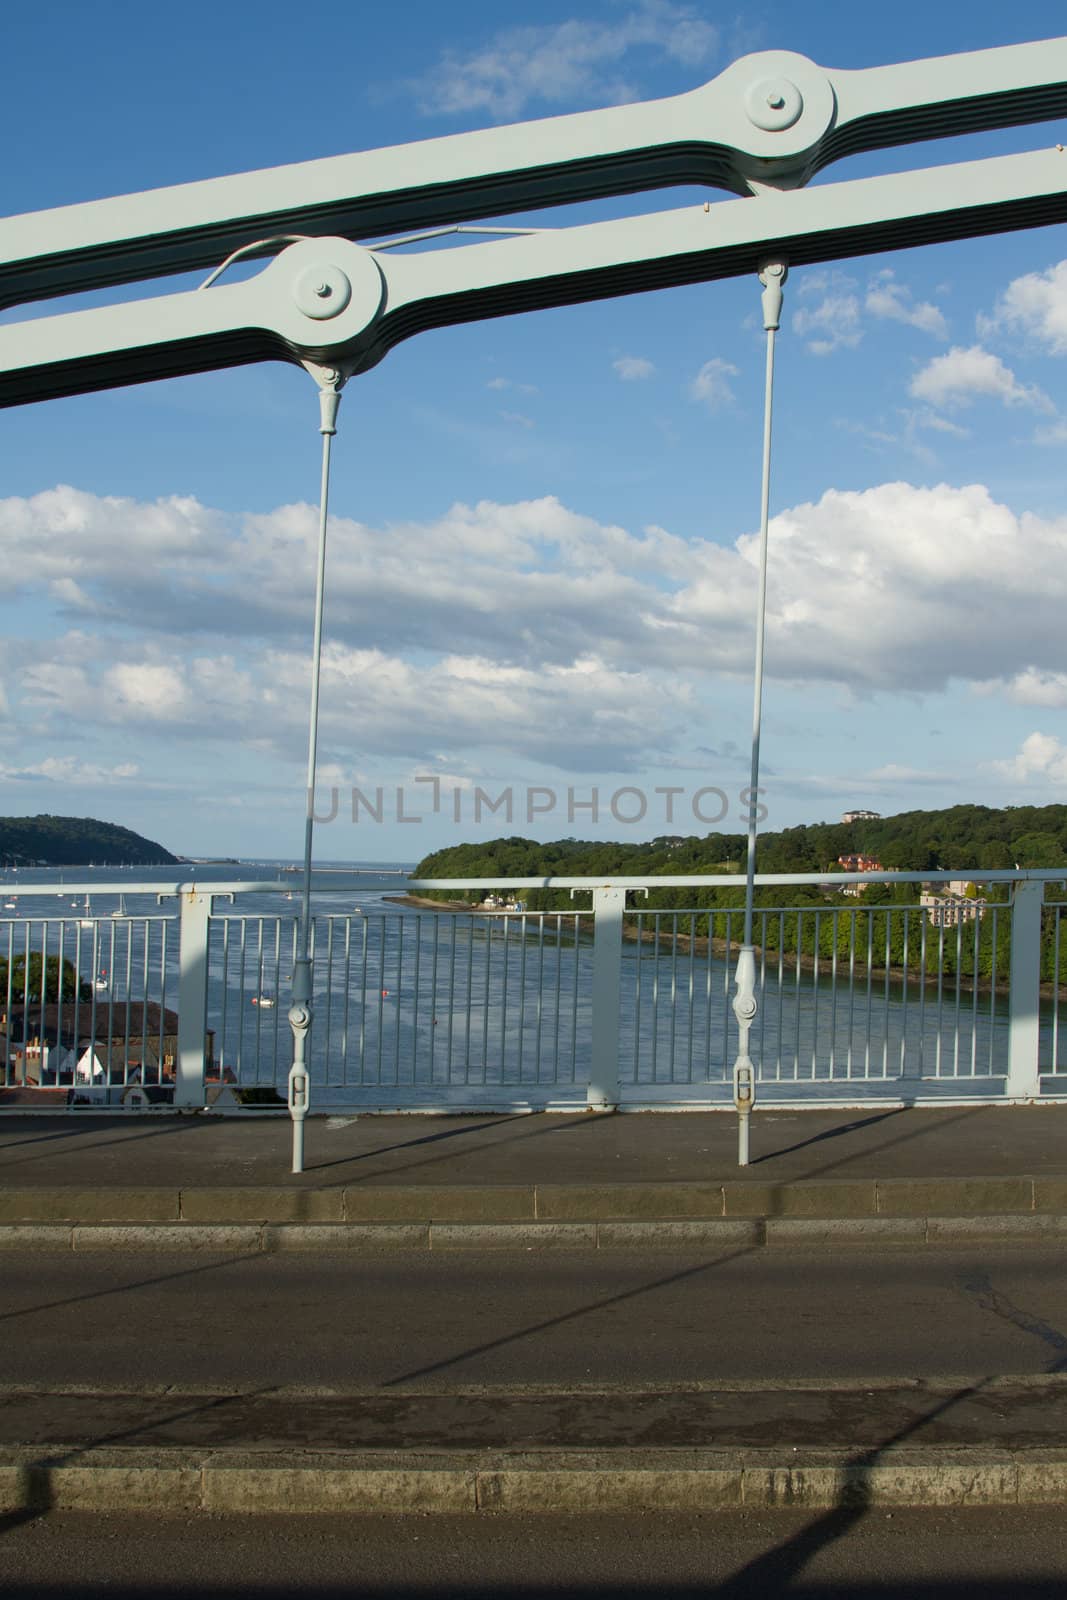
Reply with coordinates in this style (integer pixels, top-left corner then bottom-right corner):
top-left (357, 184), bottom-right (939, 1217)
top-left (384, 895), bottom-right (1064, 1005)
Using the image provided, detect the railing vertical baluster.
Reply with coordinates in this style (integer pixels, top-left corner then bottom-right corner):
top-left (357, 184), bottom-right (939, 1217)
top-left (847, 909), bottom-right (857, 1080)
top-left (811, 910), bottom-right (820, 1081)
top-left (358, 915), bottom-right (369, 1083)
top-left (917, 911), bottom-right (927, 1079)
top-left (534, 914), bottom-right (545, 1086)
top-left (3, 922), bottom-right (12, 1085)
top-left (881, 909), bottom-right (891, 1080)
top-left (553, 915), bottom-right (563, 1083)
top-left (970, 907), bottom-right (981, 1077)
top-left (793, 910), bottom-right (802, 1080)
top-left (480, 915), bottom-right (490, 1085)
top-left (570, 912), bottom-right (580, 1089)
top-left (377, 915), bottom-right (390, 1088)
top-left (687, 912), bottom-right (696, 1085)
top-left (393, 916), bottom-right (403, 1086)
top-left (429, 914), bottom-right (439, 1083)
top-left (651, 915), bottom-right (661, 1083)
top-left (1007, 880), bottom-right (1043, 1098)
top-left (953, 920), bottom-right (964, 1078)
top-left (412, 914), bottom-right (422, 1086)
top-left (236, 920), bottom-right (247, 1083)
top-left (219, 920), bottom-right (230, 1083)
top-left (341, 917), bottom-right (353, 1087)
top-left (517, 915), bottom-right (527, 1084)
top-left (174, 891), bottom-right (209, 1106)
top-left (702, 913), bottom-right (714, 1083)
top-left (989, 904), bottom-right (1000, 1077)
top-left (829, 908), bottom-right (839, 1080)
top-left (500, 915), bottom-right (510, 1083)
top-left (587, 886), bottom-right (623, 1109)
top-left (1050, 908), bottom-right (1062, 1072)
top-left (898, 908), bottom-right (908, 1083)
top-left (445, 916), bottom-right (456, 1083)
top-left (935, 920), bottom-right (946, 1078)
top-left (775, 911), bottom-right (785, 1082)
top-left (668, 912), bottom-right (678, 1083)
top-left (323, 916), bottom-right (336, 1091)
top-left (634, 909), bottom-right (644, 1085)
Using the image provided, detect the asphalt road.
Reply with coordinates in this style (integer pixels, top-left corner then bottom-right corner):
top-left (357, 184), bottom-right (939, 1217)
top-left (3, 1507), bottom-right (1067, 1597)
top-left (2, 1245), bottom-right (1067, 1388)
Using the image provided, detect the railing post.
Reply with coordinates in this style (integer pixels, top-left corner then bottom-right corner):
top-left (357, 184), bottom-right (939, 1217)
top-left (1007, 879), bottom-right (1043, 1100)
top-left (589, 885), bottom-right (623, 1110)
top-left (175, 888), bottom-right (211, 1107)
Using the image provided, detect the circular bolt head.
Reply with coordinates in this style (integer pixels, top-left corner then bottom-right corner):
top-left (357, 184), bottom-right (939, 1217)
top-left (745, 75), bottom-right (803, 132)
top-left (293, 263), bottom-right (353, 320)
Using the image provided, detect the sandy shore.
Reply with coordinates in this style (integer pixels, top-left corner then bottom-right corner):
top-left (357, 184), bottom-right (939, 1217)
top-left (384, 894), bottom-right (483, 913)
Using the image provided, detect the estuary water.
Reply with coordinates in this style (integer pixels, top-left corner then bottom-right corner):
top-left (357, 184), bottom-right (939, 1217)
top-left (0, 863), bottom-right (1020, 1106)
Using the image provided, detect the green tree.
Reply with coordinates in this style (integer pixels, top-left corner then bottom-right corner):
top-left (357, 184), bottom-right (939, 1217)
top-left (0, 953), bottom-right (90, 1004)
top-left (1011, 832), bottom-right (1066, 868)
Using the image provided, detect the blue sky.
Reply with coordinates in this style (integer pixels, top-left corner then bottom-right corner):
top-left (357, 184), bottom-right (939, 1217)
top-left (2, 0), bottom-right (1067, 861)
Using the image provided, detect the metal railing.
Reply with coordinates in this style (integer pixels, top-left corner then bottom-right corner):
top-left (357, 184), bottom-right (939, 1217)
top-left (622, 899), bottom-right (1013, 1091)
top-left (1, 904), bottom-right (176, 1102)
top-left (1, 870), bottom-right (1064, 1110)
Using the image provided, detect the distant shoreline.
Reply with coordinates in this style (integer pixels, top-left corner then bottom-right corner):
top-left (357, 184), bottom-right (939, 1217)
top-left (382, 894), bottom-right (1065, 1002)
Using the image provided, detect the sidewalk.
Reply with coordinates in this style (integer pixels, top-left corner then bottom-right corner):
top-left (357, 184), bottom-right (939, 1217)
top-left (4, 1377), bottom-right (1067, 1515)
top-left (1, 1104), bottom-right (1066, 1242)
top-left (4, 1106), bottom-right (1067, 1516)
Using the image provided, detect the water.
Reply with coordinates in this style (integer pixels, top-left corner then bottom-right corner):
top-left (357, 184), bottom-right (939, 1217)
top-left (0, 864), bottom-right (1025, 1106)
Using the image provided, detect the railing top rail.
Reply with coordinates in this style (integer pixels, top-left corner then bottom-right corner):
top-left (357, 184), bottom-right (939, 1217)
top-left (2, 868), bottom-right (1064, 904)
top-left (412, 869), bottom-right (1066, 890)
top-left (0, 879), bottom-right (290, 899)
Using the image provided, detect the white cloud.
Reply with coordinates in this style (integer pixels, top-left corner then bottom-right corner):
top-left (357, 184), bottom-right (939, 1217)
top-left (0, 756), bottom-right (140, 785)
top-left (909, 345), bottom-right (1054, 411)
top-left (666, 480), bottom-right (1067, 693)
top-left (984, 259), bottom-right (1067, 355)
top-left (8, 479), bottom-right (1067, 781)
top-left (791, 292), bottom-right (862, 355)
top-left (836, 407), bottom-right (969, 466)
top-left (614, 356), bottom-right (656, 381)
top-left (977, 669), bottom-right (1067, 708)
top-left (411, 3), bottom-right (718, 120)
top-left (487, 376), bottom-right (539, 395)
top-left (865, 271), bottom-right (948, 339)
top-left (866, 763), bottom-right (952, 784)
top-left (498, 410), bottom-right (536, 429)
top-left (914, 410), bottom-right (968, 438)
top-left (17, 637), bottom-right (693, 774)
top-left (993, 732), bottom-right (1067, 784)
top-left (689, 357), bottom-right (738, 410)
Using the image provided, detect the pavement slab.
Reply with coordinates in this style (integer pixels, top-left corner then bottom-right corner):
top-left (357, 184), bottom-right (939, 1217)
top-left (2, 1105), bottom-right (1067, 1192)
top-left (3, 1379), bottom-right (1067, 1455)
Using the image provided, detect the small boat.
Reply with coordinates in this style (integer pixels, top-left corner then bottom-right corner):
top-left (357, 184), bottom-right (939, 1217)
top-left (95, 970), bottom-right (109, 993)
top-left (111, 895), bottom-right (127, 918)
top-left (251, 995), bottom-right (275, 1009)
top-left (79, 896), bottom-right (94, 929)
top-left (3, 899), bottom-right (15, 912)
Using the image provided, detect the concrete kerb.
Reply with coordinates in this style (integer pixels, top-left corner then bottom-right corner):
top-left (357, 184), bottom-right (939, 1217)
top-left (3, 1447), bottom-right (1067, 1514)
top-left (2, 1214), bottom-right (1067, 1250)
top-left (1, 1172), bottom-right (1066, 1231)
